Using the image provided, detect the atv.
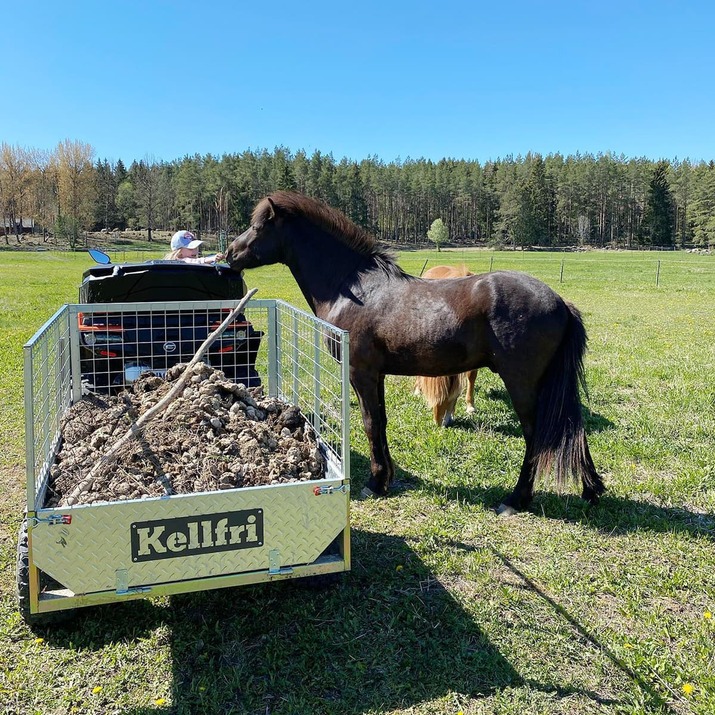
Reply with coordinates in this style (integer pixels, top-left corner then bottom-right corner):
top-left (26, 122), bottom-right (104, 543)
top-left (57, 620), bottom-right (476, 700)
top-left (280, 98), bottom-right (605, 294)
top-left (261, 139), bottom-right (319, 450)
top-left (78, 250), bottom-right (263, 392)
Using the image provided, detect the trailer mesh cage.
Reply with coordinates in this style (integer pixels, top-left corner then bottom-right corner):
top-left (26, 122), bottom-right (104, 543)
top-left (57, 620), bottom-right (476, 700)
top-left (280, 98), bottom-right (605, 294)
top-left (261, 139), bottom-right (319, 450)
top-left (20, 299), bottom-right (351, 622)
top-left (25, 298), bottom-right (350, 507)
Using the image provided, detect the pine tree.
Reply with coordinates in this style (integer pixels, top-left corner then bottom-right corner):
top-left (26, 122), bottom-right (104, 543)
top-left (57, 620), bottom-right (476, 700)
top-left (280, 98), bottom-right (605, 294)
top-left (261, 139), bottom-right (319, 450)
top-left (689, 161), bottom-right (715, 248)
top-left (641, 161), bottom-right (675, 246)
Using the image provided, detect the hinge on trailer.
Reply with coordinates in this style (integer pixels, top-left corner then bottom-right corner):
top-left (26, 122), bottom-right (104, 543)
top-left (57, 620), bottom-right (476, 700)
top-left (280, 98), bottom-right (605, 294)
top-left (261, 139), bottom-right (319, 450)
top-left (313, 484), bottom-right (349, 496)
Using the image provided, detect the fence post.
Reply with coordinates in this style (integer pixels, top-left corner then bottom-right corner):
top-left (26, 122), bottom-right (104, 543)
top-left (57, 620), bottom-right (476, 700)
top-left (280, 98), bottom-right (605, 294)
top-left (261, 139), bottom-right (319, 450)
top-left (489, 256), bottom-right (494, 272)
top-left (656, 260), bottom-right (661, 287)
top-left (560, 258), bottom-right (564, 283)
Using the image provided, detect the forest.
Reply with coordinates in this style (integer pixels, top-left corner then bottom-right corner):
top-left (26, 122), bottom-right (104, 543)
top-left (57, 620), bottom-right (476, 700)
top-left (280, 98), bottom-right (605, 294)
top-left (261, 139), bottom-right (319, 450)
top-left (1, 140), bottom-right (714, 249)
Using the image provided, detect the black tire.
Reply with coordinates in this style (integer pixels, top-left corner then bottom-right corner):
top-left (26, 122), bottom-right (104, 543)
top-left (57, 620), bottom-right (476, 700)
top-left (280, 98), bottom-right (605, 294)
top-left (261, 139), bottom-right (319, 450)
top-left (16, 519), bottom-right (77, 627)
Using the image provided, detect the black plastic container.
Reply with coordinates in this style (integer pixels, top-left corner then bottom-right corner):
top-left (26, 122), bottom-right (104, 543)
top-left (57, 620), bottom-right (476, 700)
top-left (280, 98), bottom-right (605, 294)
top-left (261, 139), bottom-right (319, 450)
top-left (79, 260), bottom-right (248, 303)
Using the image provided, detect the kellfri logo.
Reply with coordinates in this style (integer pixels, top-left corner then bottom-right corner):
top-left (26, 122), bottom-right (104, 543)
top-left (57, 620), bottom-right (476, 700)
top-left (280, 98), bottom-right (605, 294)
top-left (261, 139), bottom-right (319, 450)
top-left (130, 509), bottom-right (263, 562)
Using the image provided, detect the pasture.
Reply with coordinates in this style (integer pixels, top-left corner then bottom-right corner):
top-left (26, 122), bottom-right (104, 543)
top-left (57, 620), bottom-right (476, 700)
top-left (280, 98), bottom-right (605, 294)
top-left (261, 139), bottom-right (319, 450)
top-left (0, 249), bottom-right (713, 715)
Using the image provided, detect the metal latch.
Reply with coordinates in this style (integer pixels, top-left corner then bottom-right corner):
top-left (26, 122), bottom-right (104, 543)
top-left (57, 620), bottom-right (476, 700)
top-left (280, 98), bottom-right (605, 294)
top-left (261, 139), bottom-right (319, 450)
top-left (313, 484), bottom-right (349, 496)
top-left (32, 513), bottom-right (72, 526)
top-left (268, 549), bottom-right (293, 575)
top-left (115, 569), bottom-right (151, 596)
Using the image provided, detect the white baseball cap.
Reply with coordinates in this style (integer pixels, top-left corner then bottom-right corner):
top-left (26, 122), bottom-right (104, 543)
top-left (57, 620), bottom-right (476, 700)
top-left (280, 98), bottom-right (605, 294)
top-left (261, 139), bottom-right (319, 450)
top-left (171, 230), bottom-right (203, 250)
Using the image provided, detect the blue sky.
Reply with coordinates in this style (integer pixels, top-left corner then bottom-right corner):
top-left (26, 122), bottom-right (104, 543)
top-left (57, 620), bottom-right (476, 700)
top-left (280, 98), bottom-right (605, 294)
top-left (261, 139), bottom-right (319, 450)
top-left (4, 0), bottom-right (714, 165)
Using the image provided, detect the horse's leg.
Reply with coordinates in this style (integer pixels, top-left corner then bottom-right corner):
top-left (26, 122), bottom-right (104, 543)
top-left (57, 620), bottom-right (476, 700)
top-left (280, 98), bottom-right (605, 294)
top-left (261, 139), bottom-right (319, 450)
top-left (578, 440), bottom-right (604, 504)
top-left (352, 372), bottom-right (393, 497)
top-left (434, 401), bottom-right (453, 427)
top-left (377, 377), bottom-right (395, 485)
top-left (465, 369), bottom-right (477, 414)
top-left (495, 379), bottom-right (539, 516)
top-left (443, 392), bottom-right (460, 427)
top-left (440, 375), bottom-right (463, 427)
top-left (496, 447), bottom-right (537, 517)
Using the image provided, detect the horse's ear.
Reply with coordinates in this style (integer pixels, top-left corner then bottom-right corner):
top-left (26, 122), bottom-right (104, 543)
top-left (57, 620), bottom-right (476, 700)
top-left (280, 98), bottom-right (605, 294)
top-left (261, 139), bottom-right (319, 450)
top-left (266, 197), bottom-right (277, 221)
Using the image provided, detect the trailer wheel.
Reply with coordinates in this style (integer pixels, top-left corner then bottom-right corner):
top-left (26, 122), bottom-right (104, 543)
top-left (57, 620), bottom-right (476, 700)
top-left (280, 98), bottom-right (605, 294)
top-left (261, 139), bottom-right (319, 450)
top-left (16, 519), bottom-right (77, 627)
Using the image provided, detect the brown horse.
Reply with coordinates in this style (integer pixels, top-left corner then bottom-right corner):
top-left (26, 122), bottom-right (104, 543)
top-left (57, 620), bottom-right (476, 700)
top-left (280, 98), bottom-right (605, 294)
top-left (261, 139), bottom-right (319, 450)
top-left (225, 191), bottom-right (605, 515)
top-left (414, 264), bottom-right (478, 426)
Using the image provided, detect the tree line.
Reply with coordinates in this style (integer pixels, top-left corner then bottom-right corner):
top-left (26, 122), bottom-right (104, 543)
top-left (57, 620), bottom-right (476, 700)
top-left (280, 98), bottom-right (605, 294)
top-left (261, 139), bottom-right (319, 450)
top-left (2, 140), bottom-right (714, 249)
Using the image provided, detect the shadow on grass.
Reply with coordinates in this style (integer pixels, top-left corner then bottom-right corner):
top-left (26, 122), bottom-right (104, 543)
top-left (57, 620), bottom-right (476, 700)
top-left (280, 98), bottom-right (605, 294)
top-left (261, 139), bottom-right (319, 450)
top-left (391, 433), bottom-right (715, 543)
top-left (445, 538), bottom-right (677, 715)
top-left (35, 522), bottom-right (627, 714)
top-left (38, 530), bottom-right (520, 714)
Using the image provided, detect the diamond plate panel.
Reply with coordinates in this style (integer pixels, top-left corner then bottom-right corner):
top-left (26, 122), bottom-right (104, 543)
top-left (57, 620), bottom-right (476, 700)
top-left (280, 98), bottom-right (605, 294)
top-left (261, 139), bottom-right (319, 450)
top-left (32, 479), bottom-right (348, 594)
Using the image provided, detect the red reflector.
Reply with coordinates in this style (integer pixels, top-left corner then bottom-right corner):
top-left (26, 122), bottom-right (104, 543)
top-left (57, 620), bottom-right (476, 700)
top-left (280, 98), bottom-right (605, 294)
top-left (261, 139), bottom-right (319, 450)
top-left (99, 350), bottom-right (118, 357)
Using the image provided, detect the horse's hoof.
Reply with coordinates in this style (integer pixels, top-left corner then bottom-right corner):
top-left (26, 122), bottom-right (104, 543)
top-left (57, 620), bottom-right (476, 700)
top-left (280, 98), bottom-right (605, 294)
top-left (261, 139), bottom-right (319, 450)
top-left (465, 405), bottom-right (476, 414)
top-left (361, 486), bottom-right (379, 499)
top-left (582, 483), bottom-right (607, 505)
top-left (495, 503), bottom-right (519, 517)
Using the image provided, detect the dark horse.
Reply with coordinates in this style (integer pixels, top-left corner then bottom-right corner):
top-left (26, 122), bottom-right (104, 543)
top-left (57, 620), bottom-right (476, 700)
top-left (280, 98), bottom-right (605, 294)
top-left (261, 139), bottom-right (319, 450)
top-left (226, 191), bottom-right (605, 515)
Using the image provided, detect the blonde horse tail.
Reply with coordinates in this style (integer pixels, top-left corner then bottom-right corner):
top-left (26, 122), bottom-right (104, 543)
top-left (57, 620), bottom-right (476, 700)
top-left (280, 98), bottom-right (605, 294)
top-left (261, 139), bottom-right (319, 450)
top-left (414, 374), bottom-right (464, 408)
top-left (415, 373), bottom-right (467, 426)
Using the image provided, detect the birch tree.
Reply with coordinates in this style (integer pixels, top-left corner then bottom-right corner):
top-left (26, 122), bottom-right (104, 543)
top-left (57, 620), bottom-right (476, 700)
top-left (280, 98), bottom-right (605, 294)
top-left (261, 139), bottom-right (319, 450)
top-left (55, 139), bottom-right (95, 249)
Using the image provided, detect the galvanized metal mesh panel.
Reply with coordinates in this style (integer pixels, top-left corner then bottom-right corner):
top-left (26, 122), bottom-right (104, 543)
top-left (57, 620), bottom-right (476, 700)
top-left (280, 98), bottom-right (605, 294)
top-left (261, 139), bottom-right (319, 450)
top-left (68, 300), bottom-right (265, 397)
top-left (272, 302), bottom-right (348, 466)
top-left (24, 306), bottom-right (73, 506)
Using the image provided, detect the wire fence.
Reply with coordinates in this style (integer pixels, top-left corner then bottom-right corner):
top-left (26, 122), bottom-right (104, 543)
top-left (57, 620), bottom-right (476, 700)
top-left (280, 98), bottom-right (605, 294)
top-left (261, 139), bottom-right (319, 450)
top-left (401, 250), bottom-right (715, 290)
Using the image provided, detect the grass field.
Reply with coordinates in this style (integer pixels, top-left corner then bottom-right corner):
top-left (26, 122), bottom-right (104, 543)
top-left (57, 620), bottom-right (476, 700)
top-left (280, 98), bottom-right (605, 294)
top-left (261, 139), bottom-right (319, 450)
top-left (0, 249), bottom-right (714, 715)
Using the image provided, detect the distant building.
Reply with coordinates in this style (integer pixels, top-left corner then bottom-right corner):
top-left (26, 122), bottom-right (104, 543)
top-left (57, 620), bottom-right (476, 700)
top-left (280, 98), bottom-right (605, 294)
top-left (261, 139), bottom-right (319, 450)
top-left (2, 217), bottom-right (35, 234)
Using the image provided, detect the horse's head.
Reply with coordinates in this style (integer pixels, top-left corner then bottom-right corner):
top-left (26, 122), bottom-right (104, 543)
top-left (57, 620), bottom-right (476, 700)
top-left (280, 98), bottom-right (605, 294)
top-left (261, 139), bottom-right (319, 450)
top-left (225, 196), bottom-right (287, 272)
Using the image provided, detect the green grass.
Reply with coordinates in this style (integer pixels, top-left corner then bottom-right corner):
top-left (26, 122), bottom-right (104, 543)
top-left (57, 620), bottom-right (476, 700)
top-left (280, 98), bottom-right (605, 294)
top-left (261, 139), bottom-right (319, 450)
top-left (1, 249), bottom-right (714, 714)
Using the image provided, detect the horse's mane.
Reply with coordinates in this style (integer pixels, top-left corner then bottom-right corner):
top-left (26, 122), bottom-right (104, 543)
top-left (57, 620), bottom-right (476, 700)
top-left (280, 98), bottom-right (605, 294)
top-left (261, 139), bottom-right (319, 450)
top-left (255, 191), bottom-right (407, 277)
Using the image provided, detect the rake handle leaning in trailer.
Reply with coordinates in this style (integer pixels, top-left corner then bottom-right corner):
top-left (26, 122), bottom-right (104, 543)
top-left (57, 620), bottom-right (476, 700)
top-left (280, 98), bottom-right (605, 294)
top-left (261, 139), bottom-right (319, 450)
top-left (61, 289), bottom-right (258, 507)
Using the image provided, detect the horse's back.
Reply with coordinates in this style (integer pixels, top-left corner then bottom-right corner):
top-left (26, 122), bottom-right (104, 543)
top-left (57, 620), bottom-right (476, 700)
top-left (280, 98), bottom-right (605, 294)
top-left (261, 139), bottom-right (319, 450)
top-left (468, 270), bottom-right (565, 316)
top-left (423, 264), bottom-right (473, 280)
top-left (467, 270), bottom-right (571, 376)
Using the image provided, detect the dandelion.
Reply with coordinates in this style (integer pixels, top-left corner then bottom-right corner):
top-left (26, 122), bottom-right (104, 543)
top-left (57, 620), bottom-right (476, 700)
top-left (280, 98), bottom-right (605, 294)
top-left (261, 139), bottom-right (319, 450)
top-left (154, 697), bottom-right (167, 706)
top-left (395, 565), bottom-right (403, 572)
top-left (704, 611), bottom-right (712, 620)
top-left (682, 683), bottom-right (695, 696)
top-left (92, 686), bottom-right (103, 694)
top-left (624, 643), bottom-right (633, 649)
top-left (34, 637), bottom-right (44, 644)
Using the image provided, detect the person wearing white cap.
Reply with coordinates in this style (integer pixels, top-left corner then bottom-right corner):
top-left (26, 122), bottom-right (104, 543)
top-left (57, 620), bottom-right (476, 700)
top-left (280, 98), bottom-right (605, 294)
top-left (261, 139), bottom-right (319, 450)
top-left (164, 230), bottom-right (225, 264)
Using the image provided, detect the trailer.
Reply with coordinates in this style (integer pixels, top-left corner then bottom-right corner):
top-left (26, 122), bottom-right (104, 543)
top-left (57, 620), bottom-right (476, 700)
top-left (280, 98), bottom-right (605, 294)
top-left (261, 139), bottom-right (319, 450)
top-left (18, 298), bottom-right (350, 624)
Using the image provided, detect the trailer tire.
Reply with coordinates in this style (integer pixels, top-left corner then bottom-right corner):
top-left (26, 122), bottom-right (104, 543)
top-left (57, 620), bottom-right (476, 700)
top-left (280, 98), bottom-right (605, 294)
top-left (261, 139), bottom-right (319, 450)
top-left (16, 519), bottom-right (77, 627)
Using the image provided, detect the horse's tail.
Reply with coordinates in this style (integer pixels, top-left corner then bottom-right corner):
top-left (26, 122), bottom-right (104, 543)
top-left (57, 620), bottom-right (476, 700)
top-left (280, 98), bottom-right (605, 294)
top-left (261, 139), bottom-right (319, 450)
top-left (532, 302), bottom-right (605, 499)
top-left (414, 374), bottom-right (465, 409)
